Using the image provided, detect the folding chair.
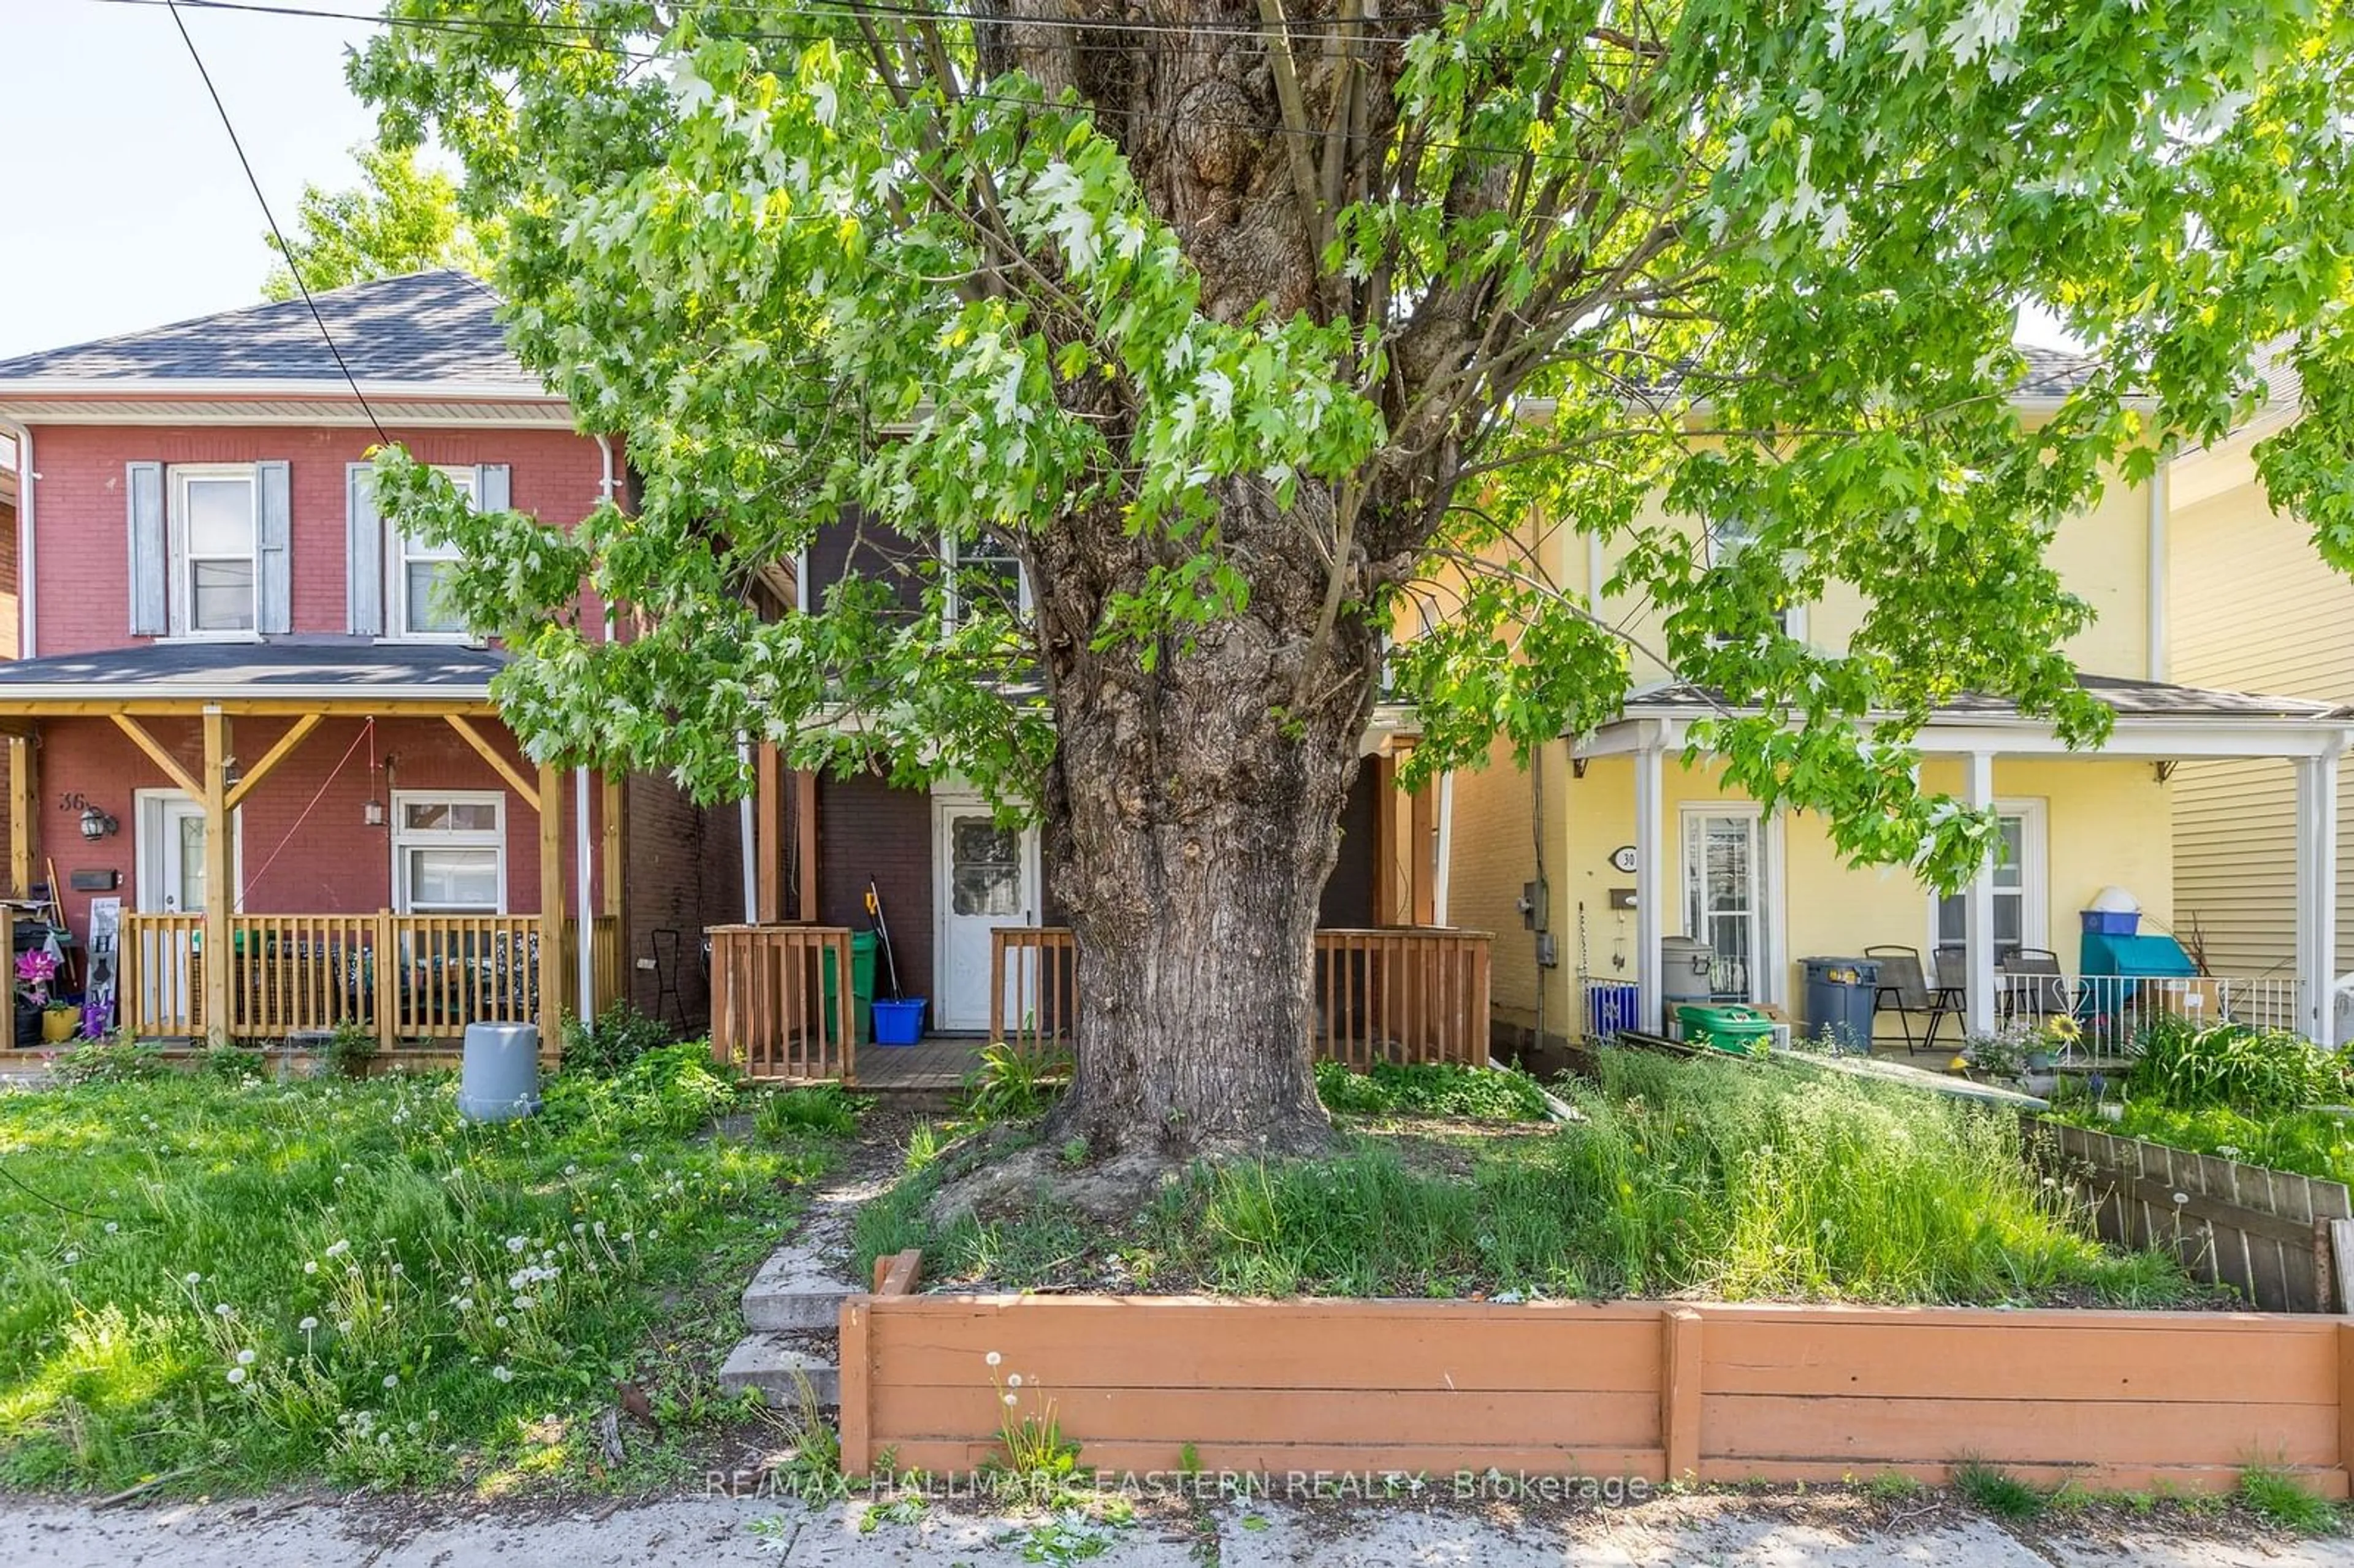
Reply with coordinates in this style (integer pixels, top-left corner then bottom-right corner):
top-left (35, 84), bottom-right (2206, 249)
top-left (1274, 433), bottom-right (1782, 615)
top-left (1865, 944), bottom-right (1955, 1054)
top-left (1998, 947), bottom-right (2076, 1036)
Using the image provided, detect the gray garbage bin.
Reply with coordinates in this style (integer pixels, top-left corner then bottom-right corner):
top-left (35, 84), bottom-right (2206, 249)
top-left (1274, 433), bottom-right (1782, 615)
top-left (457, 1021), bottom-right (542, 1122)
top-left (1802, 957), bottom-right (1881, 1053)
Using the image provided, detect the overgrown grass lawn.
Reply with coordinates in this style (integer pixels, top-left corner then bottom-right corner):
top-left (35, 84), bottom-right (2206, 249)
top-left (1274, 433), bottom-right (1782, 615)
top-left (863, 1053), bottom-right (2195, 1306)
top-left (0, 1045), bottom-right (837, 1493)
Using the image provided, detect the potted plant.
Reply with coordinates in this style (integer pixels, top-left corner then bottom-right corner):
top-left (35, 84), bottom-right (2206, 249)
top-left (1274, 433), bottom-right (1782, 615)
top-left (13, 950), bottom-right (56, 1048)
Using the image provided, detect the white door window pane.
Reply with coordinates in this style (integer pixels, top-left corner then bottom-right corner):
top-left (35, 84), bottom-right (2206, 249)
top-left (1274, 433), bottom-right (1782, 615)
top-left (392, 792), bottom-right (505, 913)
top-left (950, 816), bottom-right (1021, 916)
top-left (191, 560), bottom-right (256, 631)
top-left (1936, 811), bottom-right (2036, 961)
top-left (176, 815), bottom-right (208, 915)
top-left (403, 800), bottom-right (498, 832)
top-left (1685, 813), bottom-right (1760, 1001)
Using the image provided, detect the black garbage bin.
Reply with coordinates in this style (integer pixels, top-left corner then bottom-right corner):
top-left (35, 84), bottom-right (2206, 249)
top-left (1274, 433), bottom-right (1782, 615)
top-left (1802, 957), bottom-right (1881, 1052)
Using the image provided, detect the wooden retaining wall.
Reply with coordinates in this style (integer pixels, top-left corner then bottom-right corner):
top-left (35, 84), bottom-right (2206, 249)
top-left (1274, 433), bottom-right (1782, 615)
top-left (840, 1254), bottom-right (2354, 1495)
top-left (2030, 1119), bottom-right (2353, 1313)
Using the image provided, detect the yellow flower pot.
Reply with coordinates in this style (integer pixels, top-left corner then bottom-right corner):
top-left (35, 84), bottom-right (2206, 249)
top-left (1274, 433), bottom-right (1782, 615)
top-left (40, 1007), bottom-right (78, 1045)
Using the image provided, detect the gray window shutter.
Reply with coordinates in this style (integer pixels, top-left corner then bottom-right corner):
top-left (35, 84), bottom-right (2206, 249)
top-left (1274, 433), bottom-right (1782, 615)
top-left (474, 463), bottom-right (511, 512)
top-left (346, 462), bottom-right (383, 636)
top-left (126, 461), bottom-right (167, 636)
top-left (256, 460), bottom-right (292, 635)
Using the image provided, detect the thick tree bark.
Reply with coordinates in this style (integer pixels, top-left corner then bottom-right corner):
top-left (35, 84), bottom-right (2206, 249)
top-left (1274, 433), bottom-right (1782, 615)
top-left (1034, 481), bottom-right (1382, 1158)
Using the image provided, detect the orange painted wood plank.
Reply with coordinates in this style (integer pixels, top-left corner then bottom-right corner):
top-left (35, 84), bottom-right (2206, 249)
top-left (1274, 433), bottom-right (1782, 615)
top-left (839, 1300), bottom-right (872, 1475)
top-left (1697, 1459), bottom-right (2349, 1499)
top-left (2338, 1321), bottom-right (2354, 1474)
top-left (872, 1387), bottom-right (1664, 1450)
top-left (878, 1249), bottom-right (923, 1297)
top-left (1701, 1316), bottom-right (2339, 1406)
top-left (1702, 1394), bottom-right (2339, 1469)
top-left (871, 1441), bottom-right (1670, 1482)
top-left (868, 1303), bottom-right (1665, 1393)
top-left (1661, 1307), bottom-right (1702, 1483)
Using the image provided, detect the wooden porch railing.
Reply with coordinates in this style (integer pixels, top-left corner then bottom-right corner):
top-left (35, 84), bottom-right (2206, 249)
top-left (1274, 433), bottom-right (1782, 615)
top-left (559, 916), bottom-right (628, 1019)
top-left (118, 911), bottom-right (590, 1048)
top-left (707, 924), bottom-right (854, 1081)
top-left (987, 926), bottom-right (1495, 1068)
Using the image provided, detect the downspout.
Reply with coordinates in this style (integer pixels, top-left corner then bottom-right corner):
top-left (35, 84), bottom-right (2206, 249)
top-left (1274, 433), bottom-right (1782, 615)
top-left (0, 416), bottom-right (32, 658)
top-left (579, 436), bottom-right (621, 1021)
top-left (737, 737), bottom-right (758, 924)
top-left (1432, 771), bottom-right (1454, 928)
top-left (2146, 460), bottom-right (2169, 683)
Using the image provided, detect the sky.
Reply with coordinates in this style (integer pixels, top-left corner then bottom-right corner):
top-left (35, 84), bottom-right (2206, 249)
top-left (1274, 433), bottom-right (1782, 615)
top-left (0, 0), bottom-right (383, 361)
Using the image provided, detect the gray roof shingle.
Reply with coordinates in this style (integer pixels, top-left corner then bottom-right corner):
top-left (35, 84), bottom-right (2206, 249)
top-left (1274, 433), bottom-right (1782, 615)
top-left (1616, 672), bottom-right (2345, 724)
top-left (0, 271), bottom-right (544, 394)
top-left (0, 641), bottom-right (507, 697)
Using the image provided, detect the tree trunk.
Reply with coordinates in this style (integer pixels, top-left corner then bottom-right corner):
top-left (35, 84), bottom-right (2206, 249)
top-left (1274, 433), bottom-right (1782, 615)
top-left (1035, 480), bottom-right (1381, 1159)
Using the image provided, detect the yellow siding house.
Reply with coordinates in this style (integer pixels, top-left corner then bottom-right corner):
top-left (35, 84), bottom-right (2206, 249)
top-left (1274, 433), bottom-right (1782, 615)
top-left (1445, 353), bottom-right (2353, 1063)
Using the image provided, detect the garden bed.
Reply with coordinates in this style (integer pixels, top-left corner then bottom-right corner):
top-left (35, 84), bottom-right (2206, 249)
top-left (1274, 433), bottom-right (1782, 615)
top-left (840, 1257), bottom-right (2353, 1497)
top-left (0, 1043), bottom-right (860, 1493)
top-left (857, 1053), bottom-right (2200, 1307)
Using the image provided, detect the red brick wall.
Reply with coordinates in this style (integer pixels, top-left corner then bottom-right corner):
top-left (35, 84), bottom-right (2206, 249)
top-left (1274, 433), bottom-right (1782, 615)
top-left (817, 775), bottom-right (932, 1005)
top-left (620, 771), bottom-right (744, 1030)
top-left (36, 714), bottom-right (584, 945)
top-left (25, 424), bottom-right (607, 655)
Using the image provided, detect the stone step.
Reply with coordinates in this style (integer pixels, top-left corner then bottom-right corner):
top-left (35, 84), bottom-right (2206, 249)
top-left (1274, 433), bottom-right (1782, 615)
top-left (718, 1334), bottom-right (840, 1407)
top-left (741, 1244), bottom-right (858, 1331)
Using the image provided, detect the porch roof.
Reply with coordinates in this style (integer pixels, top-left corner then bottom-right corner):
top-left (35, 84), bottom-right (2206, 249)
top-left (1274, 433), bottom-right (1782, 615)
top-left (0, 641), bottom-right (506, 718)
top-left (1578, 672), bottom-right (2354, 760)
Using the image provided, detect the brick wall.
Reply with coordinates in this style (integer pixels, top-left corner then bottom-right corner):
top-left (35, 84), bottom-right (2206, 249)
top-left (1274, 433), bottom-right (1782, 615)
top-left (621, 770), bottom-right (743, 1030)
top-left (26, 424), bottom-right (607, 655)
top-left (817, 775), bottom-right (932, 1005)
top-left (36, 713), bottom-right (585, 941)
top-left (1320, 766), bottom-right (1379, 928)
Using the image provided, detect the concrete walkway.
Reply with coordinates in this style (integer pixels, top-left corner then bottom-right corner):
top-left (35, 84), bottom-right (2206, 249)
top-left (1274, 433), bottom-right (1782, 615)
top-left (1, 1493), bottom-right (2349, 1566)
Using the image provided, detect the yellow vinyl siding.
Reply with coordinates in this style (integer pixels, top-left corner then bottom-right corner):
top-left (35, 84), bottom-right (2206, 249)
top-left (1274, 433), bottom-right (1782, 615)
top-left (2168, 465), bottom-right (2354, 981)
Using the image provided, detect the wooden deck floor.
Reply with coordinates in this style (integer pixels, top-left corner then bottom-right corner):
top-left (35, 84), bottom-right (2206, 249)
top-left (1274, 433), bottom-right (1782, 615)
top-left (850, 1035), bottom-right (989, 1090)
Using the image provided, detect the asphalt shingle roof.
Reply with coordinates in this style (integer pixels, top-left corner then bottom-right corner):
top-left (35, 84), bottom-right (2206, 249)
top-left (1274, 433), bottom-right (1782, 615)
top-left (0, 641), bottom-right (507, 695)
top-left (0, 271), bottom-right (543, 393)
top-left (1617, 672), bottom-right (2344, 724)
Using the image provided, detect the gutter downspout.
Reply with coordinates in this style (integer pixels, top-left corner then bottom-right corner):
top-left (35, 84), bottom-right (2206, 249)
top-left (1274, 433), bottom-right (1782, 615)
top-left (737, 736), bottom-right (758, 924)
top-left (0, 417), bottom-right (32, 658)
top-left (2146, 460), bottom-right (2169, 683)
top-left (1433, 771), bottom-right (1454, 929)
top-left (581, 436), bottom-right (619, 1021)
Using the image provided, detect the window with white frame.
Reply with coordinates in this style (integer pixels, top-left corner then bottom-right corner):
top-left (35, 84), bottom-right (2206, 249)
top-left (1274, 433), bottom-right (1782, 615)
top-left (1704, 512), bottom-right (1808, 642)
top-left (942, 530), bottom-right (1029, 630)
top-left (392, 466), bottom-right (478, 637)
top-left (177, 466), bottom-right (258, 634)
top-left (1932, 802), bottom-right (2047, 969)
top-left (392, 792), bottom-right (505, 913)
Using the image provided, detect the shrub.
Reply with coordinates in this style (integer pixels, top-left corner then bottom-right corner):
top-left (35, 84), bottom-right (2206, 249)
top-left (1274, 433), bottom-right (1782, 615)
top-left (755, 1083), bottom-right (869, 1141)
top-left (199, 1043), bottom-right (265, 1083)
top-left (52, 1037), bottom-right (168, 1086)
top-left (559, 1002), bottom-right (674, 1078)
top-left (2128, 1019), bottom-right (2344, 1113)
top-left (323, 1018), bottom-right (378, 1080)
top-left (960, 1043), bottom-right (1068, 1123)
top-left (1314, 1059), bottom-right (1550, 1121)
top-left (538, 1041), bottom-right (739, 1139)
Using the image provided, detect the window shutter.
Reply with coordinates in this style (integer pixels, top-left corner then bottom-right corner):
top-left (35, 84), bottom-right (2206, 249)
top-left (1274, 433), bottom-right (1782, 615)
top-left (126, 461), bottom-right (167, 636)
top-left (256, 460), bottom-right (292, 635)
top-left (346, 462), bottom-right (383, 636)
top-left (474, 463), bottom-right (511, 512)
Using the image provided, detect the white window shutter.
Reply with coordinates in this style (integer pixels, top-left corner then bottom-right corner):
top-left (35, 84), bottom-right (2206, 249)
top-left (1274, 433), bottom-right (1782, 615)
top-left (346, 462), bottom-right (383, 636)
top-left (474, 463), bottom-right (510, 512)
top-left (126, 461), bottom-right (167, 636)
top-left (256, 460), bottom-right (292, 635)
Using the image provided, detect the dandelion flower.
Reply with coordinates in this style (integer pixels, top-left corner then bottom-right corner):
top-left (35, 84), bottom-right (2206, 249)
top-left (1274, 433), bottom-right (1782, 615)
top-left (571, 1223), bottom-right (585, 1235)
top-left (495, 1315), bottom-right (509, 1328)
top-left (104, 1222), bottom-right (119, 1235)
top-left (1007, 1374), bottom-right (1023, 1388)
top-left (1003, 1393), bottom-right (1019, 1407)
top-left (986, 1352), bottom-right (1002, 1367)
top-left (237, 1349), bottom-right (257, 1366)
top-left (326, 1239), bottom-right (351, 1258)
top-left (389, 1263), bottom-right (403, 1275)
top-left (506, 1237), bottom-right (527, 1254)
top-left (184, 1271), bottom-right (201, 1286)
top-left (492, 1365), bottom-right (514, 1383)
top-left (215, 1303), bottom-right (234, 1318)
top-left (457, 1297), bottom-right (474, 1311)
top-left (303, 1261), bottom-right (318, 1275)
top-left (61, 1251), bottom-right (76, 1264)
top-left (384, 1373), bottom-right (400, 1388)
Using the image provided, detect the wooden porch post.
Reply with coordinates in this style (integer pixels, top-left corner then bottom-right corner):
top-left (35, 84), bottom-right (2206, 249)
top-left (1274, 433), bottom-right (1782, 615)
top-left (795, 769), bottom-right (820, 923)
top-left (202, 707), bottom-right (232, 1045)
top-left (539, 760), bottom-right (563, 1051)
top-left (755, 743), bottom-right (783, 923)
top-left (9, 734), bottom-right (34, 900)
top-left (1409, 775), bottom-right (1437, 928)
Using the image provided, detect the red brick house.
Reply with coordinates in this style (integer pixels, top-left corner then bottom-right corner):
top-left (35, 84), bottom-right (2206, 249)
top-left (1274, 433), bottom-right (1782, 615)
top-left (0, 272), bottom-right (739, 1050)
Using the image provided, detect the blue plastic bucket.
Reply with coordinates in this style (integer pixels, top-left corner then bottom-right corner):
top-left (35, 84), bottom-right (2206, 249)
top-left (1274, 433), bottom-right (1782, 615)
top-left (870, 998), bottom-right (927, 1046)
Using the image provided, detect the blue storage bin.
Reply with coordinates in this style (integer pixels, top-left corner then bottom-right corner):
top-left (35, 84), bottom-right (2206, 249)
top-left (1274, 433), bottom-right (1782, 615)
top-left (870, 997), bottom-right (927, 1046)
top-left (2081, 910), bottom-right (2140, 937)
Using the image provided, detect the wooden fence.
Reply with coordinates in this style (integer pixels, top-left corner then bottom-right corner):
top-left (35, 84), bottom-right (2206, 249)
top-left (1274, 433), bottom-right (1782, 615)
top-left (987, 927), bottom-right (1493, 1066)
top-left (709, 924), bottom-right (855, 1082)
top-left (842, 1255), bottom-right (2353, 1494)
top-left (2030, 1118), bottom-right (2353, 1313)
top-left (116, 912), bottom-right (620, 1049)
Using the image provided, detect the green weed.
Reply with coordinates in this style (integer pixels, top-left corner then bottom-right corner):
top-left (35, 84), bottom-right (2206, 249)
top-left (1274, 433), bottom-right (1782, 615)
top-left (961, 1043), bottom-right (1070, 1124)
top-left (2238, 1465), bottom-right (2342, 1534)
top-left (755, 1084), bottom-right (870, 1141)
top-left (1314, 1060), bottom-right (1550, 1122)
top-left (1952, 1460), bottom-right (2046, 1521)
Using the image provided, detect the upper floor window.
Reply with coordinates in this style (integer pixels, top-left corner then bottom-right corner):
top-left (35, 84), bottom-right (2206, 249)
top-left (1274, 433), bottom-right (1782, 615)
top-left (392, 466), bottom-right (478, 637)
top-left (942, 531), bottom-right (1030, 630)
top-left (1704, 512), bottom-right (1808, 642)
top-left (175, 466), bottom-right (258, 636)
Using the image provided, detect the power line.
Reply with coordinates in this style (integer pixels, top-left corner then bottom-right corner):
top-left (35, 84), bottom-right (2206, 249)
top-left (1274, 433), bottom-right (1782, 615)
top-left (162, 0), bottom-right (394, 445)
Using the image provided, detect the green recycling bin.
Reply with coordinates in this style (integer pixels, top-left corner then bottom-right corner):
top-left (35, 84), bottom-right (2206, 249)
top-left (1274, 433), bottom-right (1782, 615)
top-left (821, 932), bottom-right (882, 1045)
top-left (1675, 1002), bottom-right (1777, 1057)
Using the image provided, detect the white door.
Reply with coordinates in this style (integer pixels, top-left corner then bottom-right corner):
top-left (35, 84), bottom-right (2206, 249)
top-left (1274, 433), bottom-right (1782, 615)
top-left (932, 796), bottom-right (1038, 1032)
top-left (1683, 809), bottom-right (1762, 1002)
top-left (135, 791), bottom-right (234, 1031)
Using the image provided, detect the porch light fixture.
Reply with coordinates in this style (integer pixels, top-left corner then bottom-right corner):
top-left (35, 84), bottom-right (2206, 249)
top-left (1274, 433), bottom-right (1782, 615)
top-left (78, 805), bottom-right (118, 842)
top-left (364, 800), bottom-right (385, 827)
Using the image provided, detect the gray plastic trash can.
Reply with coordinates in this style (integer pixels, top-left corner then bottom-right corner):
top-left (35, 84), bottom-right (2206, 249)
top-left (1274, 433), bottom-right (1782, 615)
top-left (1802, 957), bottom-right (1881, 1053)
top-left (457, 1021), bottom-right (542, 1122)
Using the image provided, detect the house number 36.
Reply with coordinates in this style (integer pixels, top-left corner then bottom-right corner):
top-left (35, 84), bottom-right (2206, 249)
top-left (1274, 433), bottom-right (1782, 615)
top-left (55, 792), bottom-right (89, 812)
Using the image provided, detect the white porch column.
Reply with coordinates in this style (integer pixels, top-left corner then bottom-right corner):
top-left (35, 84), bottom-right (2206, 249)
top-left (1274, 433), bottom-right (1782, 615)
top-left (1964, 751), bottom-right (1998, 1037)
top-left (2296, 745), bottom-right (2341, 1046)
top-left (1634, 733), bottom-right (1665, 1034)
top-left (1431, 771), bottom-right (1455, 929)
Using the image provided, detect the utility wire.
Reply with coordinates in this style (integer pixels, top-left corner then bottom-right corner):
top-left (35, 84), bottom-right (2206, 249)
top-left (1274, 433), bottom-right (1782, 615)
top-left (163, 0), bottom-right (394, 445)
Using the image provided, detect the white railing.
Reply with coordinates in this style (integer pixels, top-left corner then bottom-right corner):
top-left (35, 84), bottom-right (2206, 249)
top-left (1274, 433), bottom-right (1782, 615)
top-left (1993, 973), bottom-right (2301, 1049)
